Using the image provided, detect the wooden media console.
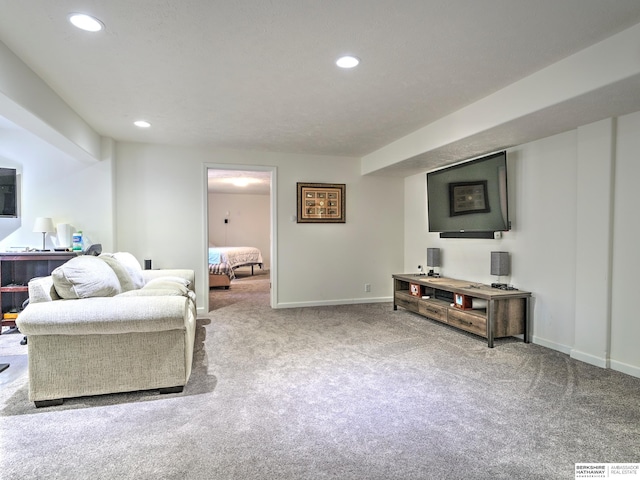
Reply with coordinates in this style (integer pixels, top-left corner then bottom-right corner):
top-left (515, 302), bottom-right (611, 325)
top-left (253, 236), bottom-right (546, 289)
top-left (392, 274), bottom-right (531, 348)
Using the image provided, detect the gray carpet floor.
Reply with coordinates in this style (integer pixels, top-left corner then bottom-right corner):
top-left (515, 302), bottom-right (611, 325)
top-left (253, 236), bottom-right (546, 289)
top-left (1, 271), bottom-right (639, 479)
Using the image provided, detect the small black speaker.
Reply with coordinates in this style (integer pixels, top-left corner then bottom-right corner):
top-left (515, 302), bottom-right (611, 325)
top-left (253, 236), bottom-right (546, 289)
top-left (144, 259), bottom-right (152, 270)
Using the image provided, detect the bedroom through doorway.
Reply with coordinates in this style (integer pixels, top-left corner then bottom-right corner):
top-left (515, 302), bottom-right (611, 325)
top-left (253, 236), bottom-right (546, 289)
top-left (205, 166), bottom-right (274, 311)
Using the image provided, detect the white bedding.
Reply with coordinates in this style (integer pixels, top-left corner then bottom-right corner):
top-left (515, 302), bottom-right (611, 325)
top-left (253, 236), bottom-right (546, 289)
top-left (208, 246), bottom-right (263, 270)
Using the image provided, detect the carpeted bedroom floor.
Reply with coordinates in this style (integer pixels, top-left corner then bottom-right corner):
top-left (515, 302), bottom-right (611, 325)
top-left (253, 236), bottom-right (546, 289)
top-left (1, 272), bottom-right (639, 479)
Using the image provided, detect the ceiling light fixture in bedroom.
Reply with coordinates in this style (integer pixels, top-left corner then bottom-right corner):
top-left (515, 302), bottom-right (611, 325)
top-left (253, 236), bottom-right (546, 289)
top-left (224, 177), bottom-right (259, 187)
top-left (134, 120), bottom-right (151, 128)
top-left (68, 13), bottom-right (104, 32)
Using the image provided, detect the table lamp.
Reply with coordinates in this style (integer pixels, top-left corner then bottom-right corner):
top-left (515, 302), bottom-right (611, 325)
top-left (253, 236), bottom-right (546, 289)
top-left (33, 217), bottom-right (55, 251)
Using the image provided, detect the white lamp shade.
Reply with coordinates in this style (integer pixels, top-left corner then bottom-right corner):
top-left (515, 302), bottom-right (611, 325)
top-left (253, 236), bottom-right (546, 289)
top-left (33, 217), bottom-right (55, 233)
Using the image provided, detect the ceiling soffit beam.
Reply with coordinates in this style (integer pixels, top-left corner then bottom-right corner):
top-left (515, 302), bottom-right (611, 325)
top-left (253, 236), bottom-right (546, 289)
top-left (361, 22), bottom-right (640, 176)
top-left (0, 40), bottom-right (102, 163)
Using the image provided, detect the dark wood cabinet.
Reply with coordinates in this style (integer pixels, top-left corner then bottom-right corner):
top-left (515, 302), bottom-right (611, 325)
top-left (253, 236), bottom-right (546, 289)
top-left (0, 252), bottom-right (76, 333)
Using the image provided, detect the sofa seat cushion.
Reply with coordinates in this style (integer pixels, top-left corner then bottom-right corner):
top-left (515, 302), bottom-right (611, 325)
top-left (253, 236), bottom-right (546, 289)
top-left (51, 256), bottom-right (121, 299)
top-left (17, 296), bottom-right (190, 336)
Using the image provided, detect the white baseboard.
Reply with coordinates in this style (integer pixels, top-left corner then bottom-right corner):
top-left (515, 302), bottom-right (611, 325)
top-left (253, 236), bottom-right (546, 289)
top-left (610, 359), bottom-right (640, 379)
top-left (532, 335), bottom-right (572, 355)
top-left (536, 342), bottom-right (640, 379)
top-left (570, 349), bottom-right (609, 369)
top-left (275, 296), bottom-right (392, 309)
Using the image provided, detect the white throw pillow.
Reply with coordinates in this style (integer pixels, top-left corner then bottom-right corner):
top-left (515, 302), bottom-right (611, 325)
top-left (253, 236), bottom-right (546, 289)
top-left (112, 252), bottom-right (145, 289)
top-left (52, 256), bottom-right (121, 299)
top-left (142, 280), bottom-right (189, 296)
top-left (118, 288), bottom-right (187, 298)
top-left (145, 276), bottom-right (191, 288)
top-left (118, 281), bottom-right (189, 298)
top-left (98, 254), bottom-right (136, 292)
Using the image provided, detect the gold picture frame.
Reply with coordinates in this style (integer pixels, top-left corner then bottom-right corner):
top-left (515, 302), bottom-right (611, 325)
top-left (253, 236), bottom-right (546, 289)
top-left (297, 182), bottom-right (345, 223)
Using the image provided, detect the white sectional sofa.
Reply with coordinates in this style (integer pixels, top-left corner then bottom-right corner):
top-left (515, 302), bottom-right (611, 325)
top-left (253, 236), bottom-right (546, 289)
top-left (16, 253), bottom-right (196, 407)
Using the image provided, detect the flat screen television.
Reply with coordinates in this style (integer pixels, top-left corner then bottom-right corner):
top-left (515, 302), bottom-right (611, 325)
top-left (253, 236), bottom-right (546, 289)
top-left (426, 151), bottom-right (509, 237)
top-left (0, 168), bottom-right (17, 218)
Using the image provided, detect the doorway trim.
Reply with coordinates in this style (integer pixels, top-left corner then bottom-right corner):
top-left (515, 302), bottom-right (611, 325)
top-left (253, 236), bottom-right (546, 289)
top-left (203, 163), bottom-right (277, 312)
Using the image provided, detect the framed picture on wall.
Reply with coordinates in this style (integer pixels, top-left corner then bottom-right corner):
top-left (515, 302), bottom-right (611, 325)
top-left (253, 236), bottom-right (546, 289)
top-left (297, 182), bottom-right (345, 223)
top-left (449, 181), bottom-right (490, 216)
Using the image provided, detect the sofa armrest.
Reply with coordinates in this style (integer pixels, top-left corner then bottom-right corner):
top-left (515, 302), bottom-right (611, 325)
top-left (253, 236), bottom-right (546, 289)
top-left (16, 295), bottom-right (190, 336)
top-left (28, 276), bottom-right (60, 303)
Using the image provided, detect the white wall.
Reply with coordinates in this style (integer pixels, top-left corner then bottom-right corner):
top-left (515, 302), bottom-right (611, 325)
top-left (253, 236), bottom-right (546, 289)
top-left (0, 39), bottom-right (113, 252)
top-left (115, 142), bottom-right (405, 312)
top-left (208, 192), bottom-right (271, 270)
top-left (0, 125), bottom-right (114, 252)
top-left (405, 133), bottom-right (578, 347)
top-left (573, 119), bottom-right (614, 367)
top-left (509, 132), bottom-right (579, 352)
top-left (610, 111), bottom-right (640, 376)
top-left (405, 112), bottom-right (640, 378)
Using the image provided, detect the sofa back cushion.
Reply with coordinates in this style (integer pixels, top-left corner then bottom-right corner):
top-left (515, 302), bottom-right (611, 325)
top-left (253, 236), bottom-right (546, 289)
top-left (112, 252), bottom-right (145, 289)
top-left (99, 254), bottom-right (137, 292)
top-left (52, 256), bottom-right (121, 299)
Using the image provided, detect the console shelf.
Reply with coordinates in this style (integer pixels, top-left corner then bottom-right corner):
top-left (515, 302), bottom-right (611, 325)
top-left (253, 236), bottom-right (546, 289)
top-left (392, 273), bottom-right (531, 348)
top-left (0, 252), bottom-right (76, 333)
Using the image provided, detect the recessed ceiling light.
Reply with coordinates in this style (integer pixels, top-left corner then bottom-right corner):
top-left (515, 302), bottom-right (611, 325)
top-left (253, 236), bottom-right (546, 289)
top-left (134, 120), bottom-right (151, 128)
top-left (336, 55), bottom-right (360, 69)
top-left (68, 13), bottom-right (104, 32)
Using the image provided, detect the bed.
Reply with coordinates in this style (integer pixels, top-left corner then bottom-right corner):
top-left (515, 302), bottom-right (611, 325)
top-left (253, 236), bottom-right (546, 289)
top-left (208, 246), bottom-right (264, 289)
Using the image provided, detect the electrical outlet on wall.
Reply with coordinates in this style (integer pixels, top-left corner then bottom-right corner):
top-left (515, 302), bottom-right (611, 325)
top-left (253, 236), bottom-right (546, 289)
top-left (364, 283), bottom-right (371, 292)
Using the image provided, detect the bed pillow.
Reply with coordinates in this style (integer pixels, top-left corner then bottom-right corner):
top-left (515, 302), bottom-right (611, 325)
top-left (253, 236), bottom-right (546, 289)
top-left (52, 256), bottom-right (121, 299)
top-left (208, 248), bottom-right (223, 264)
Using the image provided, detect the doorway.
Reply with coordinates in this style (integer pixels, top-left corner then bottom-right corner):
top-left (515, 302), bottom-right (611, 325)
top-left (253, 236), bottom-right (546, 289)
top-left (204, 164), bottom-right (276, 312)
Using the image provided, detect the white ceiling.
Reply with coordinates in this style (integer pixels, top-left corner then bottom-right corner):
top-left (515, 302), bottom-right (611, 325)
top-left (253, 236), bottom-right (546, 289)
top-left (1, 1), bottom-right (640, 175)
